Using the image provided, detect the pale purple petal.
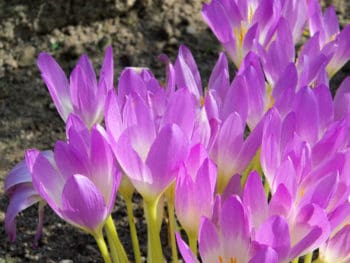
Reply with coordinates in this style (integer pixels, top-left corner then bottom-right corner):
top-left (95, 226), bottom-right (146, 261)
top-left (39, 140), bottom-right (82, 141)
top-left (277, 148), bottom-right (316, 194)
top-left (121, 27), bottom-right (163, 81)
top-left (114, 132), bottom-right (152, 196)
top-left (222, 75), bottom-right (248, 121)
top-left (105, 89), bottom-right (124, 151)
top-left (60, 174), bottom-right (107, 232)
top-left (268, 184), bottom-right (292, 218)
top-left (122, 94), bottom-right (156, 160)
top-left (243, 171), bottom-right (268, 228)
top-left (293, 86), bottom-right (319, 145)
top-left (175, 45), bottom-right (202, 100)
top-left (25, 149), bottom-right (64, 211)
top-left (146, 124), bottom-right (188, 197)
top-left (54, 140), bottom-right (89, 180)
top-left (65, 114), bottom-right (90, 156)
top-left (98, 46), bottom-right (114, 92)
top-left (249, 245), bottom-right (278, 263)
top-left (5, 184), bottom-right (42, 242)
top-left (220, 196), bottom-right (249, 258)
top-left (161, 88), bottom-right (196, 139)
top-left (208, 52), bottom-right (230, 101)
top-left (90, 126), bottom-right (119, 206)
top-left (290, 204), bottom-right (330, 259)
top-left (255, 215), bottom-right (291, 260)
top-left (334, 77), bottom-right (350, 120)
top-left (326, 25), bottom-right (350, 77)
top-left (37, 52), bottom-right (72, 121)
top-left (319, 225), bottom-right (350, 262)
top-left (198, 217), bottom-right (221, 263)
top-left (176, 232), bottom-right (198, 263)
top-left (69, 65), bottom-right (99, 126)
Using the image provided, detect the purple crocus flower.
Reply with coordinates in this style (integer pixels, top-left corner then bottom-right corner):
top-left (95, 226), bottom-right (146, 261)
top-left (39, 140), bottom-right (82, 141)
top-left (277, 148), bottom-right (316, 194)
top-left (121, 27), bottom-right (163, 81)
top-left (175, 144), bottom-right (216, 240)
top-left (176, 195), bottom-right (279, 263)
top-left (25, 114), bottom-right (120, 234)
top-left (319, 224), bottom-right (350, 262)
top-left (37, 46), bottom-right (114, 128)
top-left (106, 88), bottom-right (189, 203)
top-left (308, 1), bottom-right (350, 77)
top-left (4, 154), bottom-right (51, 244)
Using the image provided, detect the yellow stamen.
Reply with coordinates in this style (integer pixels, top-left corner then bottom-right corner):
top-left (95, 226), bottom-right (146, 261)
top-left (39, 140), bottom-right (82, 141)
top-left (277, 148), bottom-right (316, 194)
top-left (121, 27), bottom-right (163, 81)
top-left (218, 256), bottom-right (237, 263)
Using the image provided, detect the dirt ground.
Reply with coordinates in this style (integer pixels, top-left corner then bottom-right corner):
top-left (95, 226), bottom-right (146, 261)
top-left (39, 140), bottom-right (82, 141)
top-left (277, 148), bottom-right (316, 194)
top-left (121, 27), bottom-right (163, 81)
top-left (0, 0), bottom-right (349, 262)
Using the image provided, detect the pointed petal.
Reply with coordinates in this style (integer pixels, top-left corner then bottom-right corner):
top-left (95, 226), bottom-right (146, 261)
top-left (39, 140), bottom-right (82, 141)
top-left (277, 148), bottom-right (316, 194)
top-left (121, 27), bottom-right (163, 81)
top-left (98, 46), bottom-right (114, 92)
top-left (37, 53), bottom-right (72, 121)
top-left (5, 184), bottom-right (42, 242)
top-left (208, 52), bottom-right (230, 100)
top-left (175, 45), bottom-right (202, 100)
top-left (243, 171), bottom-right (268, 228)
top-left (176, 232), bottom-right (198, 263)
top-left (162, 88), bottom-right (196, 138)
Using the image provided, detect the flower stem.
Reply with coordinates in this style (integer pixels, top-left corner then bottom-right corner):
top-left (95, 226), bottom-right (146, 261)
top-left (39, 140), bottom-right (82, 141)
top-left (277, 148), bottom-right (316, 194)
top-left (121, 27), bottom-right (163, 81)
top-left (124, 194), bottom-right (142, 263)
top-left (304, 252), bottom-right (313, 263)
top-left (104, 216), bottom-right (129, 263)
top-left (105, 222), bottom-right (120, 263)
top-left (166, 184), bottom-right (179, 263)
top-left (93, 229), bottom-right (112, 263)
top-left (188, 233), bottom-right (198, 256)
top-left (144, 198), bottom-right (164, 263)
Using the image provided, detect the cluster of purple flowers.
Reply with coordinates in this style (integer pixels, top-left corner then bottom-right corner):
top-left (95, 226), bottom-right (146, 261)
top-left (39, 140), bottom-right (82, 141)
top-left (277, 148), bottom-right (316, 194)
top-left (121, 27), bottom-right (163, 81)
top-left (4, 0), bottom-right (350, 262)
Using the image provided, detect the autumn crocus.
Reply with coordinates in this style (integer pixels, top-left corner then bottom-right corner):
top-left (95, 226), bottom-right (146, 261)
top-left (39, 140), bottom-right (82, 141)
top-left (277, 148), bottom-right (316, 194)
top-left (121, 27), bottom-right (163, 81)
top-left (177, 195), bottom-right (279, 263)
top-left (106, 86), bottom-right (190, 262)
top-left (308, 0), bottom-right (350, 77)
top-left (25, 114), bottom-right (121, 263)
top-left (37, 46), bottom-right (114, 128)
top-left (175, 144), bottom-right (216, 253)
top-left (4, 153), bottom-right (52, 245)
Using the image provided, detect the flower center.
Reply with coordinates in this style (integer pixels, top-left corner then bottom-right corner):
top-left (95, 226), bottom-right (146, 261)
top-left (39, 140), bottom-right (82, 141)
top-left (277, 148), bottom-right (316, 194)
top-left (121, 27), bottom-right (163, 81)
top-left (218, 256), bottom-right (237, 263)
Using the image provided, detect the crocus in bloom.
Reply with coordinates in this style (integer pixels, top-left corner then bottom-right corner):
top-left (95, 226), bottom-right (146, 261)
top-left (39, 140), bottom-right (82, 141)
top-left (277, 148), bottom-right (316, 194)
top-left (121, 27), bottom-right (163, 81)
top-left (308, 0), bottom-right (350, 77)
top-left (175, 144), bottom-right (216, 250)
top-left (4, 154), bottom-right (51, 245)
top-left (318, 224), bottom-right (350, 262)
top-left (25, 114), bottom-right (120, 235)
top-left (177, 195), bottom-right (279, 262)
top-left (37, 46), bottom-right (114, 128)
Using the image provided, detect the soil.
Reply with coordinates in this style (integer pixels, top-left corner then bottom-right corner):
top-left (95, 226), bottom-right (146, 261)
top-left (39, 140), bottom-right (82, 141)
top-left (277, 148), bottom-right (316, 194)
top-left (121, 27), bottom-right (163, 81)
top-left (0, 1), bottom-right (349, 262)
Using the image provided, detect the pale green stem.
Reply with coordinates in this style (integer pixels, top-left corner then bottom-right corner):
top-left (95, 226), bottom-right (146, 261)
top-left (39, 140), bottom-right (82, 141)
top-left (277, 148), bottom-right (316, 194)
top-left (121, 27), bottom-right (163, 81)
top-left (104, 216), bottom-right (129, 263)
top-left (93, 229), bottom-right (112, 263)
top-left (165, 184), bottom-right (178, 263)
top-left (105, 221), bottom-right (120, 263)
top-left (124, 195), bottom-right (142, 263)
top-left (144, 198), bottom-right (164, 263)
top-left (263, 177), bottom-right (270, 197)
top-left (304, 252), bottom-right (313, 263)
top-left (188, 233), bottom-right (198, 257)
top-left (168, 200), bottom-right (179, 263)
top-left (241, 148), bottom-right (262, 187)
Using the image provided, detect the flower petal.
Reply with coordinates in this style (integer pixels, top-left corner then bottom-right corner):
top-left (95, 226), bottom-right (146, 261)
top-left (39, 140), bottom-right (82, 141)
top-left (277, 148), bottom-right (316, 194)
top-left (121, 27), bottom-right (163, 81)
top-left (146, 124), bottom-right (188, 198)
top-left (60, 174), bottom-right (107, 232)
top-left (37, 52), bottom-right (72, 121)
